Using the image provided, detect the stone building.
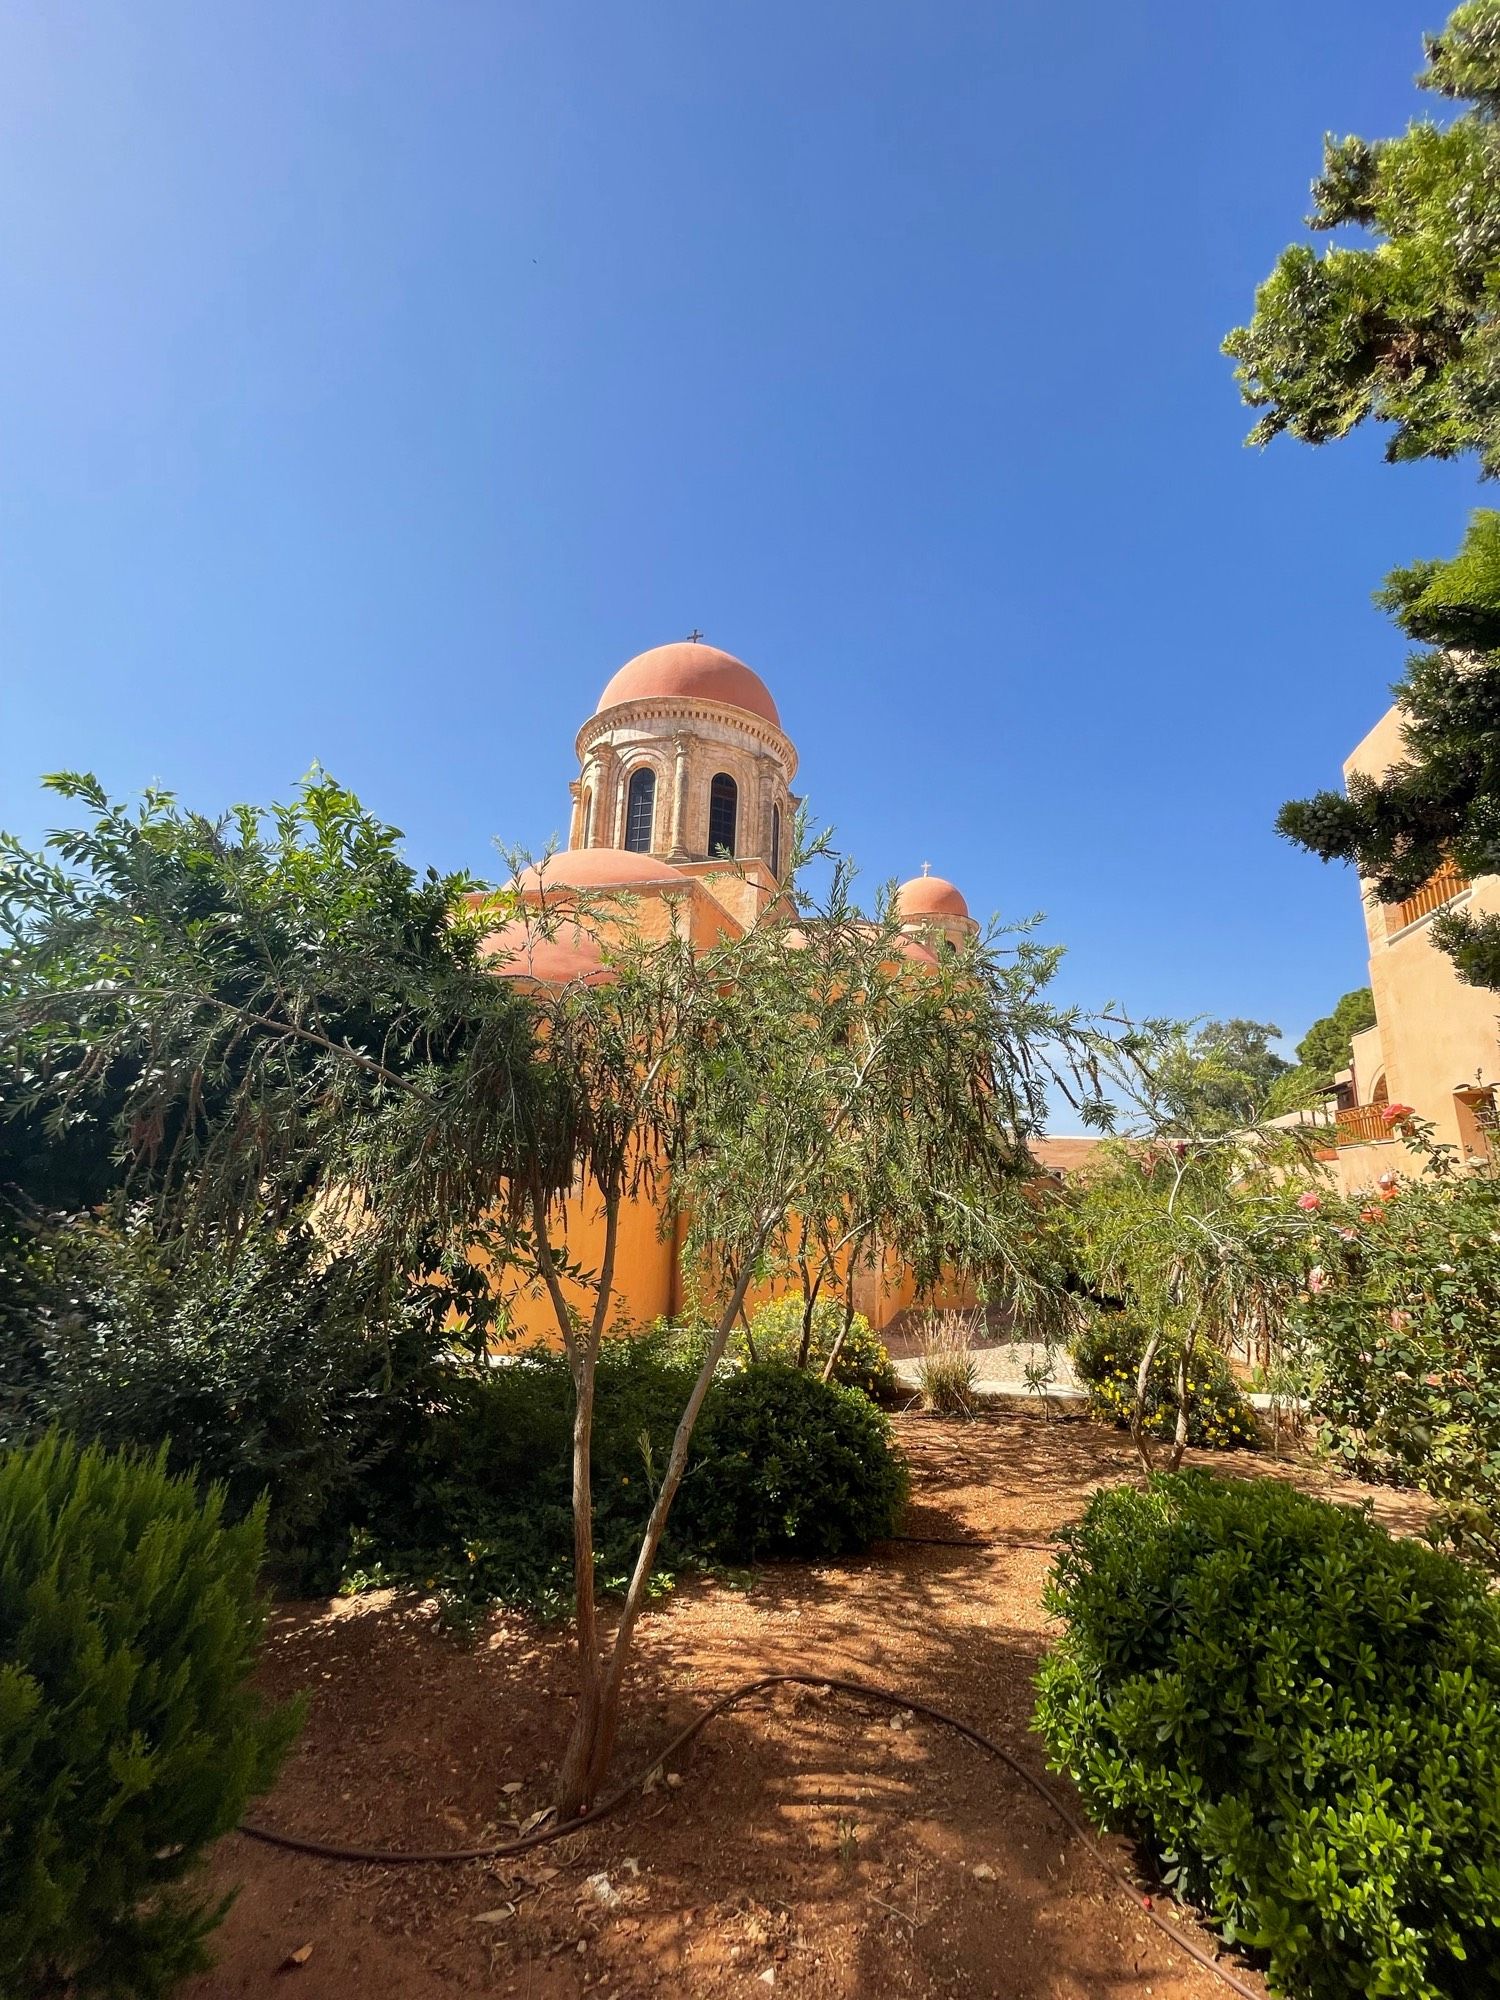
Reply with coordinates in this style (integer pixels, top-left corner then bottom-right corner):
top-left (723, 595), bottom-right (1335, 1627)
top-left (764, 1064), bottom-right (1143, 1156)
top-left (1317, 703), bottom-right (1500, 1191)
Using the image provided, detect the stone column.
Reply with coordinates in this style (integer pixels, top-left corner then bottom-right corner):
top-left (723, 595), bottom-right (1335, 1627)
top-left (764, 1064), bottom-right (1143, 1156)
top-left (668, 732), bottom-right (691, 859)
top-left (566, 780), bottom-right (583, 850)
top-left (755, 754), bottom-right (776, 862)
top-left (590, 743), bottom-right (619, 847)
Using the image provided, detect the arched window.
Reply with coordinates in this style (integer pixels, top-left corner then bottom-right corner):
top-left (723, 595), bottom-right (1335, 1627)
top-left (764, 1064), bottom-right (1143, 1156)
top-left (580, 787), bottom-right (593, 848)
top-left (708, 773), bottom-right (737, 858)
top-left (624, 767), bottom-right (656, 853)
top-left (770, 802), bottom-right (782, 879)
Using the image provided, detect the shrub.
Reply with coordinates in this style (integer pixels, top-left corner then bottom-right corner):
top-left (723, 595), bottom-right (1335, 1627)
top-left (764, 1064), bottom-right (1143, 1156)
top-left (676, 1364), bottom-right (908, 1559)
top-left (1071, 1314), bottom-right (1258, 1450)
top-left (913, 1311), bottom-right (980, 1416)
top-left (378, 1333), bottom-right (700, 1616)
top-left (1294, 1169), bottom-right (1500, 1567)
top-left (3, 1220), bottom-right (451, 1589)
top-left (361, 1344), bottom-right (909, 1610)
top-left (0, 1434), bottom-right (301, 1999)
top-left (736, 1294), bottom-right (898, 1401)
top-left (1035, 1471), bottom-right (1500, 2000)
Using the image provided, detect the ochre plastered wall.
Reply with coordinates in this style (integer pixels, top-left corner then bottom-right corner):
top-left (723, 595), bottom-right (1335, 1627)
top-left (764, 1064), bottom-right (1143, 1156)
top-left (1328, 706), bottom-right (1500, 1194)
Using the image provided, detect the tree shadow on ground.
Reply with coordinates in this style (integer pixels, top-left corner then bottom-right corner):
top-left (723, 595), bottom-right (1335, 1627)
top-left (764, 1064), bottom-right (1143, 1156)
top-left (189, 1406), bottom-right (1438, 1998)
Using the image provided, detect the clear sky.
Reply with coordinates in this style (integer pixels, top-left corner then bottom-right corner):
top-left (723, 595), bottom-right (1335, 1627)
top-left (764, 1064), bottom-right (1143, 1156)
top-left (0, 1), bottom-right (1482, 1074)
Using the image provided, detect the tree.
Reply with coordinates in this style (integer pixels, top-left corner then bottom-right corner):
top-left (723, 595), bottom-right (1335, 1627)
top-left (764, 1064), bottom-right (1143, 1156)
top-left (1224, 5), bottom-right (1500, 987)
top-left (1224, 3), bottom-right (1500, 473)
top-left (1112, 1017), bottom-right (1291, 1137)
top-left (503, 845), bottom-right (1104, 1813)
top-left (0, 770), bottom-right (551, 1263)
top-left (2, 781), bottom-right (1109, 1818)
top-left (1070, 1136), bottom-right (1315, 1474)
top-left (1276, 514), bottom-right (1500, 986)
top-left (1265, 987), bottom-right (1377, 1114)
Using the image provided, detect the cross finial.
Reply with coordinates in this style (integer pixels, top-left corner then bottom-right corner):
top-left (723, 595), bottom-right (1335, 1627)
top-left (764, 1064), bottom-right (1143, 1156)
top-left (686, 628), bottom-right (704, 644)
top-left (920, 860), bottom-right (932, 877)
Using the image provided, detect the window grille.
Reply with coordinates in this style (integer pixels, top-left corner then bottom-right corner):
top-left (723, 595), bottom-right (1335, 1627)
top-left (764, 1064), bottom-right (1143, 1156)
top-left (624, 768), bottom-right (656, 852)
top-left (708, 772), bottom-right (737, 858)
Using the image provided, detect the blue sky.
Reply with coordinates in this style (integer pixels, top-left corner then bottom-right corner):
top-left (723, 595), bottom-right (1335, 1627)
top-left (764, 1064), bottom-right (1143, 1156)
top-left (0, 1), bottom-right (1482, 1081)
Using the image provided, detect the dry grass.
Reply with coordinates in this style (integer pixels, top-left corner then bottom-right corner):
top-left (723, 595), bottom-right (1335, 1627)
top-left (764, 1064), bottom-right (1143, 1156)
top-left (912, 1312), bottom-right (982, 1417)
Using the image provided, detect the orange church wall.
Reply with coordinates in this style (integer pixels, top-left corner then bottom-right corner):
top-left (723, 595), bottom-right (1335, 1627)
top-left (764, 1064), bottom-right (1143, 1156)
top-left (471, 1181), bottom-right (679, 1350)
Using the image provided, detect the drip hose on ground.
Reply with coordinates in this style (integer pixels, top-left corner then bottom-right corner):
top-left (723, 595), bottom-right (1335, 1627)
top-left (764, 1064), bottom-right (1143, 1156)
top-left (239, 1670), bottom-right (1263, 1999)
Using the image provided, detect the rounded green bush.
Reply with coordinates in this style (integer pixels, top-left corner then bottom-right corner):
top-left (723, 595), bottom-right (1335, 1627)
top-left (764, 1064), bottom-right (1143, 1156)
top-left (677, 1363), bottom-right (908, 1559)
top-left (736, 1294), bottom-right (898, 1401)
top-left (1035, 1471), bottom-right (1500, 1999)
top-left (0, 1434), bottom-right (301, 1999)
top-left (1071, 1314), bottom-right (1258, 1450)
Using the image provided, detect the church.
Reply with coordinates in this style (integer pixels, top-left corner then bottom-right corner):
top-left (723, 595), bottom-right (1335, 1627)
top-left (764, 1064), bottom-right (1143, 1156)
top-left (473, 636), bottom-right (983, 1341)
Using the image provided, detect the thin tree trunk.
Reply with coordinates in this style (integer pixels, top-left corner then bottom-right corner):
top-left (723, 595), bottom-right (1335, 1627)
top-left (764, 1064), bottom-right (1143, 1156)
top-left (796, 1237), bottom-right (823, 1370)
top-left (1130, 1327), bottom-right (1162, 1476)
top-left (1164, 1326), bottom-right (1195, 1474)
top-left (535, 1179), bottom-right (622, 1821)
top-left (554, 1353), bottom-right (604, 1816)
top-left (819, 1254), bottom-right (864, 1385)
top-left (567, 1259), bottom-right (760, 1809)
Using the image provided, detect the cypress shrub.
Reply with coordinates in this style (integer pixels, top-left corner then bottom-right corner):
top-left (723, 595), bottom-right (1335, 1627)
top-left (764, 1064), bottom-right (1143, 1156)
top-left (0, 1435), bottom-right (301, 1998)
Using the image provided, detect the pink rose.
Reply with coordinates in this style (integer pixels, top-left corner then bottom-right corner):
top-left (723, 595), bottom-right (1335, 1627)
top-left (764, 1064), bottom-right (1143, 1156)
top-left (1297, 1191), bottom-right (1321, 1211)
top-left (1381, 1103), bottom-right (1415, 1126)
top-left (1307, 1265), bottom-right (1328, 1294)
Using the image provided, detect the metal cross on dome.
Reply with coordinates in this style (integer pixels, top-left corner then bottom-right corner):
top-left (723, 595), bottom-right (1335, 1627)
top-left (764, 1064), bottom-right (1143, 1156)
top-left (920, 861), bottom-right (932, 877)
top-left (686, 628), bottom-right (704, 643)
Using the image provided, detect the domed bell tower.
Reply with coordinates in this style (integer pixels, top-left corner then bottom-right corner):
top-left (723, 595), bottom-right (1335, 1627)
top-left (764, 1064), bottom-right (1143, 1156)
top-left (569, 639), bottom-right (799, 921)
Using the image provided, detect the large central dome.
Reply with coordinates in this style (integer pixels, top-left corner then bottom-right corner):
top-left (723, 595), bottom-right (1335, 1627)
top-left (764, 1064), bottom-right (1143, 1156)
top-left (596, 640), bottom-right (781, 729)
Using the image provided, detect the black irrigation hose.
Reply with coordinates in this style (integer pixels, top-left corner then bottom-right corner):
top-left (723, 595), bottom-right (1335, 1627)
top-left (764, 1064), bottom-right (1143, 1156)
top-left (239, 1671), bottom-right (1263, 2000)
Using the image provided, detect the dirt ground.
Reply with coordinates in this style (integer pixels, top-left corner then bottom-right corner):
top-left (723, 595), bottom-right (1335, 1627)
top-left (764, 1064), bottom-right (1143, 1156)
top-left (184, 1410), bottom-right (1432, 2000)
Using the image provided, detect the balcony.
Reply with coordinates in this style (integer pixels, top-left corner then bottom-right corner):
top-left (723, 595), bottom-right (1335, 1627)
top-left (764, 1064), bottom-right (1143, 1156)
top-left (1335, 1104), bottom-right (1395, 1146)
top-left (1391, 859), bottom-right (1470, 932)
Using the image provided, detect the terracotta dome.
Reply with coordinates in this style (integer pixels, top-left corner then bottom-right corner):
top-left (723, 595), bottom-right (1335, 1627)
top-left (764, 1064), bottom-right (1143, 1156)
top-left (516, 849), bottom-right (688, 894)
top-left (596, 641), bottom-right (781, 728)
top-left (895, 873), bottom-right (969, 921)
top-left (480, 919), bottom-right (613, 988)
top-left (891, 932), bottom-right (940, 967)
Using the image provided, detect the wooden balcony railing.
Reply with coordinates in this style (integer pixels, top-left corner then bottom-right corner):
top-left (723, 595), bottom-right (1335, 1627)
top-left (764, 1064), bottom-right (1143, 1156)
top-left (1336, 1104), bottom-right (1396, 1146)
top-left (1392, 859), bottom-right (1470, 931)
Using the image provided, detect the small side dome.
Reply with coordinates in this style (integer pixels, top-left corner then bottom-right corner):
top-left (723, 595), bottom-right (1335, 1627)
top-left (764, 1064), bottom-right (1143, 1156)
top-left (597, 641), bottom-right (781, 728)
top-left (480, 919), bottom-right (613, 988)
top-left (896, 873), bottom-right (970, 921)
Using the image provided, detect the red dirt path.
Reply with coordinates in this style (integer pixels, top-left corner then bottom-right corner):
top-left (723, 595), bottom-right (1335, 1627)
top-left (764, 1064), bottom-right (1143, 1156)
top-left (184, 1411), bottom-right (1429, 2000)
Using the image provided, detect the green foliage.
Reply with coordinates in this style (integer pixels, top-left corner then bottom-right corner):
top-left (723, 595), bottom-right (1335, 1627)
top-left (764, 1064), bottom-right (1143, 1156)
top-left (1067, 1138), bottom-right (1315, 1469)
top-left (1035, 1471), bottom-right (1500, 2000)
top-left (366, 1335), bottom-right (702, 1618)
top-left (736, 1293), bottom-right (897, 1400)
top-left (1143, 1018), bottom-right (1292, 1135)
top-left (1265, 988), bottom-right (1377, 1114)
top-left (674, 1366), bottom-right (907, 1560)
top-left (356, 1343), bottom-right (907, 1615)
top-left (1224, 6), bottom-right (1500, 473)
top-left (1, 1218), bottom-right (455, 1591)
top-left (1224, 9), bottom-right (1500, 987)
top-left (0, 769), bottom-right (550, 1266)
top-left (1295, 1165), bottom-right (1500, 1568)
top-left (1276, 515), bottom-right (1500, 988)
top-left (0, 1434), bottom-right (300, 1999)
top-left (1071, 1315), bottom-right (1258, 1451)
